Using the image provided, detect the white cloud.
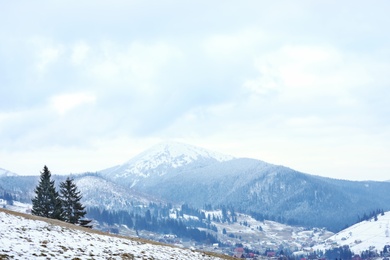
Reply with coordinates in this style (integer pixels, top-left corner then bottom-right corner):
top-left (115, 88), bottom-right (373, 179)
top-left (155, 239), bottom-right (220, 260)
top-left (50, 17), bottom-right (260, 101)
top-left (30, 37), bottom-right (64, 74)
top-left (87, 41), bottom-right (183, 94)
top-left (0, 112), bottom-right (12, 123)
top-left (49, 92), bottom-right (96, 115)
top-left (203, 28), bottom-right (266, 61)
top-left (71, 41), bottom-right (90, 65)
top-left (244, 45), bottom-right (373, 102)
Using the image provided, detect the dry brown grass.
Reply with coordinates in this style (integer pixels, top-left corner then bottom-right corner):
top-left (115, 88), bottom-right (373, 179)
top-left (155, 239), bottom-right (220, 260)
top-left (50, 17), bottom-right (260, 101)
top-left (0, 208), bottom-right (235, 260)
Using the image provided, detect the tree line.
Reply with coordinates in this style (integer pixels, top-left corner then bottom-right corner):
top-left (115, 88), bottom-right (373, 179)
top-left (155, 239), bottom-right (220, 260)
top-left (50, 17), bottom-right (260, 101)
top-left (357, 208), bottom-right (385, 223)
top-left (87, 206), bottom-right (220, 244)
top-left (1, 191), bottom-right (15, 205)
top-left (31, 165), bottom-right (90, 227)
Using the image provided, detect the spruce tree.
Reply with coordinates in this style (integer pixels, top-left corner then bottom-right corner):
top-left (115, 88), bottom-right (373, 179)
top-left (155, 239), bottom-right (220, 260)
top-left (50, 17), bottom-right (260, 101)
top-left (59, 177), bottom-right (86, 224)
top-left (31, 165), bottom-right (64, 220)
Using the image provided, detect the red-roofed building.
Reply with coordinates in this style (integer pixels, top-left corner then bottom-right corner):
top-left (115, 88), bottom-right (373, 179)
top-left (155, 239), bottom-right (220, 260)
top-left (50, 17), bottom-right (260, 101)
top-left (234, 247), bottom-right (244, 258)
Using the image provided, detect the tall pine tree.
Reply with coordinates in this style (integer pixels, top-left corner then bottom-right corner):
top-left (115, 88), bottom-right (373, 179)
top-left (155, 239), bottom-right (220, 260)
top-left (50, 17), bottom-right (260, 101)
top-left (31, 165), bottom-right (64, 220)
top-left (59, 177), bottom-right (86, 224)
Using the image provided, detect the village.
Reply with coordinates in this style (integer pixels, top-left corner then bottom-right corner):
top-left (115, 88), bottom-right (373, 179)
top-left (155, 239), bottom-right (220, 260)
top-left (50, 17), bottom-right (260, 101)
top-left (93, 213), bottom-right (334, 259)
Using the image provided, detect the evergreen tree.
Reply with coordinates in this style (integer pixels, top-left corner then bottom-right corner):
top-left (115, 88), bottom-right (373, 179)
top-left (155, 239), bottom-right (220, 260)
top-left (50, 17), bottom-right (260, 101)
top-left (31, 165), bottom-right (64, 220)
top-left (59, 177), bottom-right (86, 224)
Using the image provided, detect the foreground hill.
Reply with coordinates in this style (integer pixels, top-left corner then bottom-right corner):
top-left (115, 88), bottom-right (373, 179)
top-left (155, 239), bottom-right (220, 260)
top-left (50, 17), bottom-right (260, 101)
top-left (0, 208), bottom-right (232, 260)
top-left (313, 211), bottom-right (390, 255)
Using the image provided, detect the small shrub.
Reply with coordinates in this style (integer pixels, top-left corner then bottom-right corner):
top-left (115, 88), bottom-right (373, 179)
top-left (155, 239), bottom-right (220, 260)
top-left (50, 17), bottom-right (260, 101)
top-left (121, 253), bottom-right (135, 260)
top-left (0, 254), bottom-right (11, 260)
top-left (59, 245), bottom-right (68, 252)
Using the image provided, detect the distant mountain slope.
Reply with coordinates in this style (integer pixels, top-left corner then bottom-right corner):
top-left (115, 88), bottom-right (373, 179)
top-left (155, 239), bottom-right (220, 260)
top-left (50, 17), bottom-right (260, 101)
top-left (0, 173), bottom-right (161, 212)
top-left (133, 157), bottom-right (390, 231)
top-left (0, 208), bottom-right (229, 260)
top-left (314, 211), bottom-right (390, 254)
top-left (74, 175), bottom-right (162, 210)
top-left (0, 175), bottom-right (38, 202)
top-left (0, 167), bottom-right (18, 177)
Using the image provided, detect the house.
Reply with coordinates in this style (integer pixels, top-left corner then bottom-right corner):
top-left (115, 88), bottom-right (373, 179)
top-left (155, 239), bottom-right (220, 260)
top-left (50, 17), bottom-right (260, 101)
top-left (267, 251), bottom-right (276, 257)
top-left (234, 247), bottom-right (244, 258)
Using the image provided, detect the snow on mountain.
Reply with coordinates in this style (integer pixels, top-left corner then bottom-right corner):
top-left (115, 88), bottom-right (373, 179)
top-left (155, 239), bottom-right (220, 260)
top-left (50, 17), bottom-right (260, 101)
top-left (0, 167), bottom-right (18, 177)
top-left (101, 141), bottom-right (234, 181)
top-left (75, 175), bottom-right (161, 210)
top-left (313, 211), bottom-right (390, 254)
top-left (0, 208), bottom-right (227, 260)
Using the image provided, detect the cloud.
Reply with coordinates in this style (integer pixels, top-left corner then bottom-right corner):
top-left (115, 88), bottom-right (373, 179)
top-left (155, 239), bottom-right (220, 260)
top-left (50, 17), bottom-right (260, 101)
top-left (202, 28), bottom-right (267, 61)
top-left (49, 92), bottom-right (96, 115)
top-left (244, 45), bottom-right (372, 98)
top-left (1, 1), bottom-right (390, 180)
top-left (86, 41), bottom-right (183, 90)
top-left (71, 42), bottom-right (90, 65)
top-left (30, 37), bottom-right (65, 74)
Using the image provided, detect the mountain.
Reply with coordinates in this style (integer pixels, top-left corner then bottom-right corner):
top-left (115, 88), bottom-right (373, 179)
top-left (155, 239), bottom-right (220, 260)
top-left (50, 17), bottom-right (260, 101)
top-left (98, 142), bottom-right (390, 232)
top-left (0, 208), bottom-right (228, 260)
top-left (142, 158), bottom-right (390, 231)
top-left (0, 173), bottom-right (161, 212)
top-left (0, 167), bottom-right (18, 177)
top-left (313, 211), bottom-right (390, 255)
top-left (0, 175), bottom-right (38, 202)
top-left (2, 142), bottom-right (390, 233)
top-left (101, 141), bottom-right (234, 187)
top-left (74, 174), bottom-right (163, 211)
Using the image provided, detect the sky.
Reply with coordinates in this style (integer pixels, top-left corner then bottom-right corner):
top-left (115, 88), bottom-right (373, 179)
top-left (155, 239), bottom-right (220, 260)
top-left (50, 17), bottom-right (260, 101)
top-left (1, 1), bottom-right (389, 181)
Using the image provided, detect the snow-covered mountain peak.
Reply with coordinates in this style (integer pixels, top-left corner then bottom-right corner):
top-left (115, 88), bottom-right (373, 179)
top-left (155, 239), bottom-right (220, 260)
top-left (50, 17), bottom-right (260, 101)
top-left (101, 141), bottom-right (234, 180)
top-left (129, 141), bottom-right (234, 166)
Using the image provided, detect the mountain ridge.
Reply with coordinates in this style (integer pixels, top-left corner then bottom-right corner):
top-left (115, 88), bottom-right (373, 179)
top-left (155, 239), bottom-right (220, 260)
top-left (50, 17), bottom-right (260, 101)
top-left (95, 142), bottom-right (390, 231)
top-left (2, 142), bottom-right (390, 232)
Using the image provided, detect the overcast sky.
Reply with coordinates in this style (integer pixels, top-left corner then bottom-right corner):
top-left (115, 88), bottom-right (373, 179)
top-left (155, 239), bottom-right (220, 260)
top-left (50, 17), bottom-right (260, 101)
top-left (1, 1), bottom-right (389, 181)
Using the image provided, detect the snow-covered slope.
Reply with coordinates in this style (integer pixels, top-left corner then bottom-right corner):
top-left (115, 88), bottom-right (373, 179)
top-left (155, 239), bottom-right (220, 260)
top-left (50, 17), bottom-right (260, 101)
top-left (314, 211), bottom-right (390, 254)
top-left (75, 175), bottom-right (162, 210)
top-left (202, 210), bottom-right (333, 252)
top-left (100, 141), bottom-right (234, 185)
top-left (0, 209), bottom-right (227, 260)
top-left (0, 167), bottom-right (17, 177)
